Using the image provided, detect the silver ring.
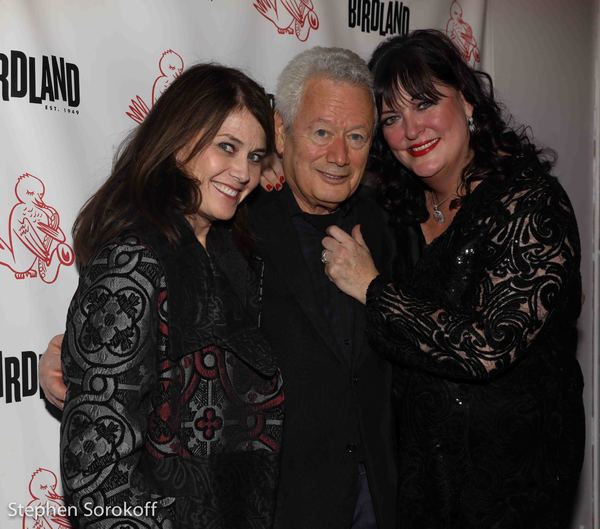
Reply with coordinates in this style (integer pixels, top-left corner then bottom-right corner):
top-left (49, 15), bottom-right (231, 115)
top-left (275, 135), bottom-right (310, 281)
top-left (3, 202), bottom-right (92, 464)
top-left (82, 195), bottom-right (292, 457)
top-left (320, 250), bottom-right (328, 264)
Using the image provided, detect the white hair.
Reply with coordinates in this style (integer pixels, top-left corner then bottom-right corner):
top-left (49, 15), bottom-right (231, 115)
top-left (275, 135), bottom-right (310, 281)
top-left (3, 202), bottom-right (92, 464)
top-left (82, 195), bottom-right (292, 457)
top-left (275, 46), bottom-right (375, 128)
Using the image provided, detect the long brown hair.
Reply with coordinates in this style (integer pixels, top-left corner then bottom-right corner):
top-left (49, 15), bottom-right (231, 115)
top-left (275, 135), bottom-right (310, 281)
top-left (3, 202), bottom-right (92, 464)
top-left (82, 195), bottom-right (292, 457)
top-left (73, 63), bottom-right (274, 266)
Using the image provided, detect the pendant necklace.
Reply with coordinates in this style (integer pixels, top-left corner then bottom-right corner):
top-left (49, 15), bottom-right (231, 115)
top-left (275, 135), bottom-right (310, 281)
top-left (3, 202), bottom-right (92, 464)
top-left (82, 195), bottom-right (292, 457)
top-left (430, 191), bottom-right (454, 224)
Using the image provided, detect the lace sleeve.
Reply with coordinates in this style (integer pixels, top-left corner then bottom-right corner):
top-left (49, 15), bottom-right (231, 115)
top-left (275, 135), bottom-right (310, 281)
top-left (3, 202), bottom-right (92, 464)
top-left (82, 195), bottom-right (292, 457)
top-left (366, 182), bottom-right (580, 382)
top-left (60, 237), bottom-right (168, 528)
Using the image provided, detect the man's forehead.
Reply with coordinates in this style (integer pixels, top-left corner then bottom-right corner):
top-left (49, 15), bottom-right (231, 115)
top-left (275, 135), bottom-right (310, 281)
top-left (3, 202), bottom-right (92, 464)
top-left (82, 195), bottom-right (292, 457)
top-left (296, 76), bottom-right (375, 124)
top-left (301, 75), bottom-right (371, 99)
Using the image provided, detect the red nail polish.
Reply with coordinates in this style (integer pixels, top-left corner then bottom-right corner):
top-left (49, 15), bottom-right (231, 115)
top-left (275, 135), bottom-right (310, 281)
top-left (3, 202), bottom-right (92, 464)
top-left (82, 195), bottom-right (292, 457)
top-left (266, 184), bottom-right (273, 191)
top-left (279, 175), bottom-right (285, 183)
top-left (275, 183), bottom-right (281, 191)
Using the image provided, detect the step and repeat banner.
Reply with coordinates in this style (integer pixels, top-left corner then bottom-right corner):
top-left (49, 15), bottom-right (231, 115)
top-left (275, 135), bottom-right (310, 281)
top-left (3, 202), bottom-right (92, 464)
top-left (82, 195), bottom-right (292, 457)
top-left (0, 1), bottom-right (485, 527)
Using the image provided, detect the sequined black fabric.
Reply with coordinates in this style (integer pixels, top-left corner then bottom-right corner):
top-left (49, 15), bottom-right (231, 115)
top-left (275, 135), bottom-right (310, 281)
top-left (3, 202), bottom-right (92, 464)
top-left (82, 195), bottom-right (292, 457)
top-left (366, 170), bottom-right (584, 529)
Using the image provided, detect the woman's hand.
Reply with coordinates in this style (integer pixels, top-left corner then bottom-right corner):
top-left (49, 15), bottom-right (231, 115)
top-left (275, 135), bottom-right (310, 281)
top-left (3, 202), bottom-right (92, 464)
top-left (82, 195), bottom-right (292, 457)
top-left (260, 153), bottom-right (285, 192)
top-left (322, 224), bottom-right (379, 304)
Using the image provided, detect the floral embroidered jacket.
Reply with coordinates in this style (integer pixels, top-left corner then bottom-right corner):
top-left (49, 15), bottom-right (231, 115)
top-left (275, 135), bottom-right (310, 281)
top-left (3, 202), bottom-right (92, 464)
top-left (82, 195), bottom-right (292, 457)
top-left (60, 218), bottom-right (284, 529)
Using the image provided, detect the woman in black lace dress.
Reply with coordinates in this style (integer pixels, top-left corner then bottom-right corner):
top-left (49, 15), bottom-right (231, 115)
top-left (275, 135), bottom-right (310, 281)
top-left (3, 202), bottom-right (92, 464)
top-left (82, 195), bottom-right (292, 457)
top-left (59, 64), bottom-right (284, 529)
top-left (323, 30), bottom-right (584, 529)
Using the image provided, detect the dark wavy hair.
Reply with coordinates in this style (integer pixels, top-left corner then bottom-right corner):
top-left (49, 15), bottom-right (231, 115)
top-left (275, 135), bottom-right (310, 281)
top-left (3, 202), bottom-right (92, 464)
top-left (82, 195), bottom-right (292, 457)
top-left (73, 63), bottom-right (274, 266)
top-left (368, 29), bottom-right (554, 226)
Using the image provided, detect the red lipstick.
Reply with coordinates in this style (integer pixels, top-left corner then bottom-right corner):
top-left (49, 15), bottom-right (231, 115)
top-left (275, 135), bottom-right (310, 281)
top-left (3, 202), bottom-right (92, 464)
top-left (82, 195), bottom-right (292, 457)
top-left (408, 138), bottom-right (440, 157)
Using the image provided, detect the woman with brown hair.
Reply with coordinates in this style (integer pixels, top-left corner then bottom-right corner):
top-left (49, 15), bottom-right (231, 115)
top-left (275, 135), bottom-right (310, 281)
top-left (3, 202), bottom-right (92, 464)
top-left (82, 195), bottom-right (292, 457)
top-left (59, 63), bottom-right (284, 529)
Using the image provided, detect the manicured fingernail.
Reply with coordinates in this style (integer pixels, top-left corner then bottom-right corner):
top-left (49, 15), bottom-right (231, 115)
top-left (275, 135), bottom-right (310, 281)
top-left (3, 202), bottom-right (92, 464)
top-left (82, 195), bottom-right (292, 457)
top-left (279, 175), bottom-right (285, 183)
top-left (275, 183), bottom-right (282, 191)
top-left (266, 184), bottom-right (273, 191)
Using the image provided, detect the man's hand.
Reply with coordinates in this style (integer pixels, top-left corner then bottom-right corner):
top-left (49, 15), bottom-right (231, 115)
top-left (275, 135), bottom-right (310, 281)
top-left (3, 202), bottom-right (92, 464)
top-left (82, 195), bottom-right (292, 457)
top-left (39, 334), bottom-right (66, 409)
top-left (322, 224), bottom-right (379, 304)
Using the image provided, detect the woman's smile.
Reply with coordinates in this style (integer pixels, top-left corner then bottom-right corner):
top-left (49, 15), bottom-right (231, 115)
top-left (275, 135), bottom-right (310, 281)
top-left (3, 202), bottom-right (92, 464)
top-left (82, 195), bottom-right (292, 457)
top-left (407, 138), bottom-right (440, 157)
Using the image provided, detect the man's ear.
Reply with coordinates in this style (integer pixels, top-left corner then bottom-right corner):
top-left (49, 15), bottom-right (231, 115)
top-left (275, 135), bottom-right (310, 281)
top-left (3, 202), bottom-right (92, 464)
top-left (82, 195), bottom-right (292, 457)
top-left (274, 111), bottom-right (286, 155)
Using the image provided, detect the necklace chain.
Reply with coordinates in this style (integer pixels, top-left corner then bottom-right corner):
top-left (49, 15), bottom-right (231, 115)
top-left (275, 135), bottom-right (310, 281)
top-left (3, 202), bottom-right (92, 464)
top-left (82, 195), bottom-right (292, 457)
top-left (430, 191), bottom-right (454, 224)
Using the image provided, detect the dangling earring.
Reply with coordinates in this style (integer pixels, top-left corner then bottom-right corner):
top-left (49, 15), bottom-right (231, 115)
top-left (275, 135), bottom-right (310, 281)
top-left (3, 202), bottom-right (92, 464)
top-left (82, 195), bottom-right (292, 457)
top-left (468, 116), bottom-right (476, 133)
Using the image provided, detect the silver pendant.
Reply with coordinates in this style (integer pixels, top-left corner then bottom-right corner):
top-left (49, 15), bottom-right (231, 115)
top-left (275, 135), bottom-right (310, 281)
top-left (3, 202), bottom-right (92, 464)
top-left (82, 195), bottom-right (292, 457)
top-left (432, 206), bottom-right (445, 224)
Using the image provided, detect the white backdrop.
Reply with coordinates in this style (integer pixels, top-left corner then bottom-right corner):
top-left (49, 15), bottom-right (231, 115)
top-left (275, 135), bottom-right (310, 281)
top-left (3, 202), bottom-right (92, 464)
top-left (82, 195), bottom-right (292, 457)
top-left (5, 2), bottom-right (591, 529)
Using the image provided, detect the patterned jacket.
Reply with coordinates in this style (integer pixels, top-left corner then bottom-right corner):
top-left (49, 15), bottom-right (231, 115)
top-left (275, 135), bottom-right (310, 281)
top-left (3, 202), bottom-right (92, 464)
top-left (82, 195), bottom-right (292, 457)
top-left (60, 217), bottom-right (284, 529)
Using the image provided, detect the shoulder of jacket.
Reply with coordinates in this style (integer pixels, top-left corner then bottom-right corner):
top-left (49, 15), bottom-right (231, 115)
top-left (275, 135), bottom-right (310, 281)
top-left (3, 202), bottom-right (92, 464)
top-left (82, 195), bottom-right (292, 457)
top-left (82, 232), bottom-right (164, 286)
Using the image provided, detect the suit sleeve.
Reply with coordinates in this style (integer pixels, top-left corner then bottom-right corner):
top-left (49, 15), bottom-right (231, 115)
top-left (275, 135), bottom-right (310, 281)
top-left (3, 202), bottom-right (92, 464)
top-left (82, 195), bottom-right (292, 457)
top-left (366, 182), bottom-right (581, 382)
top-left (60, 238), bottom-right (169, 528)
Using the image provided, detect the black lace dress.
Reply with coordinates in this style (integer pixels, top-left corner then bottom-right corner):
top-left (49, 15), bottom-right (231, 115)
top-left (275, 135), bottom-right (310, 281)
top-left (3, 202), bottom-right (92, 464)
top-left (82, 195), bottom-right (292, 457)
top-left (366, 169), bottom-right (585, 529)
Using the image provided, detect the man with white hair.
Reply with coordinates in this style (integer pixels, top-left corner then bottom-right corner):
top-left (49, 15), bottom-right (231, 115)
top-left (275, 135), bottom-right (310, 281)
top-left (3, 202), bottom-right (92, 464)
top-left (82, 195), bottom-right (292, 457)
top-left (247, 47), bottom-right (396, 529)
top-left (40, 47), bottom-right (396, 529)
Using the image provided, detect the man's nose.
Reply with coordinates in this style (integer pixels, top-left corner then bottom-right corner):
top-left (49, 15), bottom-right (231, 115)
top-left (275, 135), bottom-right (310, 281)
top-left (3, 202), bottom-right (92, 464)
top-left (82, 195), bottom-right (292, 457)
top-left (326, 136), bottom-right (349, 166)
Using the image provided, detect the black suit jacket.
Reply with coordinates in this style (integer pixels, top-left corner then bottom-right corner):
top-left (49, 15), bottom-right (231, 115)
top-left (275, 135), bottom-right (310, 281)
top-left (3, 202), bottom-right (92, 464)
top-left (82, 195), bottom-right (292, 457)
top-left (247, 186), bottom-right (397, 529)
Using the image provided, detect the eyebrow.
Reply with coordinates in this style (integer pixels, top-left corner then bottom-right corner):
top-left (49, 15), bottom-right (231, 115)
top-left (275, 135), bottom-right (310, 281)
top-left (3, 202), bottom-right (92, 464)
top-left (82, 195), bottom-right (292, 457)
top-left (216, 133), bottom-right (266, 152)
top-left (381, 93), bottom-right (419, 113)
top-left (216, 133), bottom-right (243, 145)
top-left (308, 119), bottom-right (370, 130)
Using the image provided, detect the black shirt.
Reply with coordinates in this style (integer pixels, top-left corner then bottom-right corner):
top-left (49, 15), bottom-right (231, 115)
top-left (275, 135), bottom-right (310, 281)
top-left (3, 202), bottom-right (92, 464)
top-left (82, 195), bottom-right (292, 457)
top-left (280, 186), bottom-right (363, 461)
top-left (282, 187), bottom-right (357, 362)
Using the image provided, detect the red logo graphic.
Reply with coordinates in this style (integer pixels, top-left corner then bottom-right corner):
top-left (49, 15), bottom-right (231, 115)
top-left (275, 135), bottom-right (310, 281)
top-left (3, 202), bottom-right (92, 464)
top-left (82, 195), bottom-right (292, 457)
top-left (0, 173), bottom-right (74, 283)
top-left (126, 49), bottom-right (184, 124)
top-left (253, 0), bottom-right (319, 42)
top-left (446, 0), bottom-right (480, 67)
top-left (22, 468), bottom-right (71, 529)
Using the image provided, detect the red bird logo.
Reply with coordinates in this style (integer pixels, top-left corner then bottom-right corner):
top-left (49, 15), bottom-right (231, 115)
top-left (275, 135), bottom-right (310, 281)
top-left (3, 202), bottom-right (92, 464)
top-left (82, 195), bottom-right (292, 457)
top-left (22, 468), bottom-right (71, 529)
top-left (126, 49), bottom-right (184, 124)
top-left (253, 0), bottom-right (319, 42)
top-left (0, 173), bottom-right (74, 283)
top-left (446, 0), bottom-right (480, 66)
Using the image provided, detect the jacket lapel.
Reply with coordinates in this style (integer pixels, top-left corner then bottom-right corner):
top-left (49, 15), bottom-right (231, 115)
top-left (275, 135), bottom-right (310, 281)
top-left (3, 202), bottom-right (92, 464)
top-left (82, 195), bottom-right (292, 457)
top-left (349, 198), bottom-right (394, 365)
top-left (250, 191), bottom-right (343, 361)
top-left (207, 224), bottom-right (262, 324)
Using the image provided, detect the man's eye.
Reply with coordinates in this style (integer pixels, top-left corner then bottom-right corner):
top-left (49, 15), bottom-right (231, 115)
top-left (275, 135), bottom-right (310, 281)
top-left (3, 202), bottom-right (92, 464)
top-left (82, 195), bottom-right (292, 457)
top-left (312, 129), bottom-right (332, 145)
top-left (348, 133), bottom-right (366, 145)
top-left (219, 142), bottom-right (235, 153)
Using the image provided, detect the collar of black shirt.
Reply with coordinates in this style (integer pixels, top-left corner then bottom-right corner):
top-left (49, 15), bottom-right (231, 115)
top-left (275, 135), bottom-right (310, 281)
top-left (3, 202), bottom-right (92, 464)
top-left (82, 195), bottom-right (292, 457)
top-left (280, 182), bottom-right (357, 220)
